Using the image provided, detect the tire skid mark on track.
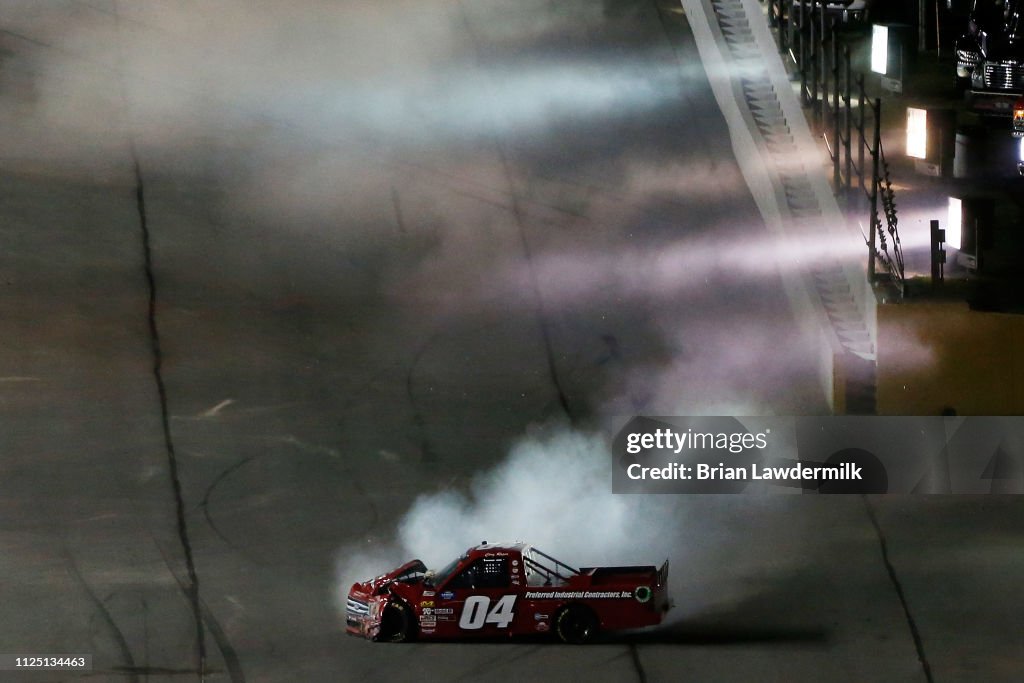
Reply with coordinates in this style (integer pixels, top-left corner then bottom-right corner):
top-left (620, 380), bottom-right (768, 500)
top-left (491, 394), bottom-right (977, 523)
top-left (404, 311), bottom-right (562, 469)
top-left (13, 446), bottom-right (227, 681)
top-left (200, 455), bottom-right (259, 552)
top-left (199, 434), bottom-right (383, 560)
top-left (147, 537), bottom-right (247, 683)
top-left (454, 0), bottom-right (574, 427)
top-left (111, 1), bottom-right (207, 676)
top-left (272, 435), bottom-right (382, 532)
top-left (127, 94), bottom-right (209, 683)
top-left (12, 468), bottom-right (140, 681)
top-left (629, 642), bottom-right (648, 683)
top-left (331, 364), bottom-right (409, 532)
top-left (198, 597), bottom-right (246, 683)
top-left (495, 143), bottom-right (575, 425)
top-left (141, 595), bottom-right (150, 680)
top-left (862, 496), bottom-right (934, 683)
top-left (407, 332), bottom-right (444, 464)
top-left (197, 360), bottom-right (397, 552)
top-left (62, 538), bottom-right (139, 680)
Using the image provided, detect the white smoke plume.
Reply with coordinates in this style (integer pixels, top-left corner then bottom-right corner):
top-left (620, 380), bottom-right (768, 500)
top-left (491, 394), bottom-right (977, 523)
top-left (334, 430), bottom-right (651, 607)
top-left (334, 428), bottom-right (809, 627)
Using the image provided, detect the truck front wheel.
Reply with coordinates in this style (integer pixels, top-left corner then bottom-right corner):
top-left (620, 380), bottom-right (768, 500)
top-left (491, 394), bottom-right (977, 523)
top-left (378, 600), bottom-right (416, 643)
top-left (555, 605), bottom-right (598, 644)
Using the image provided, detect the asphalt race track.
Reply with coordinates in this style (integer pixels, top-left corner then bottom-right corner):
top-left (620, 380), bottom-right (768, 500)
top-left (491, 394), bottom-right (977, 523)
top-left (0, 1), bottom-right (1021, 681)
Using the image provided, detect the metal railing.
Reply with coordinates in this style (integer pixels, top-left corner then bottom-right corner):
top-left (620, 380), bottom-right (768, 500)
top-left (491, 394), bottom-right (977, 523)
top-left (765, 0), bottom-right (906, 297)
top-left (874, 114), bottom-right (906, 292)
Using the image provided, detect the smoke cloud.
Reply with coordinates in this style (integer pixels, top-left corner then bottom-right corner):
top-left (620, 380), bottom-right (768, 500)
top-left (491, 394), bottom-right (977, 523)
top-left (334, 430), bottom-right (649, 606)
top-left (334, 428), bottom-right (812, 627)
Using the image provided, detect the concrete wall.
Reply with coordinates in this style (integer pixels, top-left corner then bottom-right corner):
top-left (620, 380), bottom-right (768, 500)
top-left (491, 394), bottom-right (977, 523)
top-left (878, 301), bottom-right (1024, 415)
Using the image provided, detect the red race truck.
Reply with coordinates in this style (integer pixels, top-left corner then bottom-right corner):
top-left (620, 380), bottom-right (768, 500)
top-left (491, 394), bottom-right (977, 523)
top-left (346, 541), bottom-right (670, 644)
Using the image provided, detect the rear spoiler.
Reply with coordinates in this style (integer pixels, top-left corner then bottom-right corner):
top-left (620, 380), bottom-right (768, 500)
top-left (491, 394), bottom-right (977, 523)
top-left (653, 559), bottom-right (672, 614)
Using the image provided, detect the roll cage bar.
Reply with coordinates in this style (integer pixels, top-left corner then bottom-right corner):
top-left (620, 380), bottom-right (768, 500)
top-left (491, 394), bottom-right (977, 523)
top-left (522, 547), bottom-right (581, 585)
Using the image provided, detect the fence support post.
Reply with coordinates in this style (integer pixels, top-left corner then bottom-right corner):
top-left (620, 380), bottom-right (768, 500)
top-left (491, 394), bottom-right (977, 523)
top-left (819, 1), bottom-right (827, 127)
top-left (779, 0), bottom-right (787, 54)
top-left (809, 3), bottom-right (817, 115)
top-left (857, 74), bottom-right (866, 196)
top-left (832, 20), bottom-right (840, 193)
top-left (799, 0), bottom-right (807, 104)
top-left (844, 43), bottom-right (852, 195)
top-left (868, 97), bottom-right (882, 283)
top-left (930, 219), bottom-right (945, 287)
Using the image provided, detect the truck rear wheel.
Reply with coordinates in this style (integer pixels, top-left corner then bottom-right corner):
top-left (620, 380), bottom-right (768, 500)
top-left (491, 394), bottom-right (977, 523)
top-left (378, 600), bottom-right (415, 643)
top-left (555, 605), bottom-right (598, 644)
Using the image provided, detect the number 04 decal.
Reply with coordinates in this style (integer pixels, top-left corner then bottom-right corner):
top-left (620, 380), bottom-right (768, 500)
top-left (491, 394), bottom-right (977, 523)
top-left (458, 595), bottom-right (517, 629)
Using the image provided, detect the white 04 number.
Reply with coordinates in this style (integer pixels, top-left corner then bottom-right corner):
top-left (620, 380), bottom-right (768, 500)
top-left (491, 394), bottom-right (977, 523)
top-left (458, 595), bottom-right (516, 629)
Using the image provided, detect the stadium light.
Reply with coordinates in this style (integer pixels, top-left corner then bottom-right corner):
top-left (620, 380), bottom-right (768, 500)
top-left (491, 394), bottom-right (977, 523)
top-left (872, 25), bottom-right (889, 74)
top-left (872, 23), bottom-right (911, 93)
top-left (907, 108), bottom-right (928, 159)
top-left (948, 197), bottom-right (994, 270)
top-left (947, 197), bottom-right (963, 251)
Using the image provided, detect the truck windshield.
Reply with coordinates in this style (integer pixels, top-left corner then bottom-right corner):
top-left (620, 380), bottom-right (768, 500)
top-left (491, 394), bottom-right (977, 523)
top-left (430, 553), bottom-right (467, 587)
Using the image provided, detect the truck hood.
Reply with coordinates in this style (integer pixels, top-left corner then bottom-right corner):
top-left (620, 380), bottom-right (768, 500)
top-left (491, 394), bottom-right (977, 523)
top-left (351, 559), bottom-right (427, 596)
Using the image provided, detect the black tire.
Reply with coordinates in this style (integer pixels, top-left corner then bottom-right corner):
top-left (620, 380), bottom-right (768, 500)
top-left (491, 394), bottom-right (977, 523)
top-left (377, 600), bottom-right (416, 643)
top-left (555, 605), bottom-right (599, 644)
